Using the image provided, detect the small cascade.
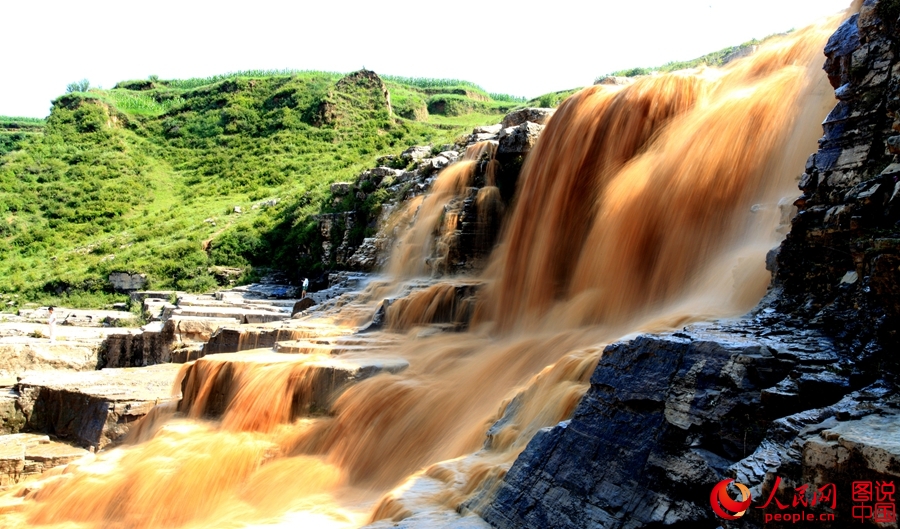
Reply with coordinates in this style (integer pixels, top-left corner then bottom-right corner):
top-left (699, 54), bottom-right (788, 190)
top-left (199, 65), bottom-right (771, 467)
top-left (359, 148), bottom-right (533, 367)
top-left (475, 186), bottom-right (504, 254)
top-left (387, 141), bottom-right (502, 278)
top-left (385, 282), bottom-right (481, 331)
top-left (178, 351), bottom-right (409, 429)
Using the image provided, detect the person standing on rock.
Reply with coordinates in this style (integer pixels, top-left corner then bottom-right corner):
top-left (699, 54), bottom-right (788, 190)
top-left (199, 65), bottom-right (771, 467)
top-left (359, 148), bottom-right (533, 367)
top-left (302, 278), bottom-right (309, 298)
top-left (47, 306), bottom-right (56, 342)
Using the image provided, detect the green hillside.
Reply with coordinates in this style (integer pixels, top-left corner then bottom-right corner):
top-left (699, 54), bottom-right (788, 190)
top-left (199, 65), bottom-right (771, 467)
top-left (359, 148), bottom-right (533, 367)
top-left (0, 70), bottom-right (520, 308)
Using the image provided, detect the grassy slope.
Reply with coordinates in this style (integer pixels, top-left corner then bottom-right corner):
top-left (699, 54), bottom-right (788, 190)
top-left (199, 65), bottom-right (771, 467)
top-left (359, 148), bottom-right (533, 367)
top-left (0, 71), bottom-right (520, 308)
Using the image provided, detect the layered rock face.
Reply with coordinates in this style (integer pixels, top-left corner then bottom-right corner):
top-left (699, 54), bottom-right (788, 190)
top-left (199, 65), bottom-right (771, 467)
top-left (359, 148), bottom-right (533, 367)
top-left (775, 1), bottom-right (900, 377)
top-left (482, 5), bottom-right (900, 528)
top-left (0, 433), bottom-right (89, 486)
top-left (482, 324), bottom-right (840, 528)
top-left (15, 364), bottom-right (181, 450)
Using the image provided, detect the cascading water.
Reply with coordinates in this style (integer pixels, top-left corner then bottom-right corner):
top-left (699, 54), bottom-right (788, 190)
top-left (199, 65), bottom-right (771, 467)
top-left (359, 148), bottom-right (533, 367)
top-left (388, 141), bottom-right (499, 278)
top-left (0, 9), bottom-right (850, 529)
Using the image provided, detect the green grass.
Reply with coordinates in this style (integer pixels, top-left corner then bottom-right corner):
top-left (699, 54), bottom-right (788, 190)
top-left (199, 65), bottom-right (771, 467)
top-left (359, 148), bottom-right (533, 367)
top-left (0, 117), bottom-right (46, 156)
top-left (0, 69), bottom-right (513, 309)
top-left (415, 112), bottom-right (511, 128)
top-left (1, 116), bottom-right (46, 126)
top-left (98, 90), bottom-right (186, 116)
top-left (426, 94), bottom-right (517, 116)
top-left (160, 70), bottom-right (343, 90)
top-left (526, 89), bottom-right (583, 109)
top-left (489, 92), bottom-right (527, 103)
top-left (380, 75), bottom-right (484, 90)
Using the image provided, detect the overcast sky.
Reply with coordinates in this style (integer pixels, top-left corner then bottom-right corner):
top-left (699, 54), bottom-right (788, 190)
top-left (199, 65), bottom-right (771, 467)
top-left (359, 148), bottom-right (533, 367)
top-left (3, 0), bottom-right (852, 118)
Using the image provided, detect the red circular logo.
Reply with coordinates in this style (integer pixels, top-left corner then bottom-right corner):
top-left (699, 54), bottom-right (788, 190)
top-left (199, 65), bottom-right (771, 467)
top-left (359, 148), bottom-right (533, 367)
top-left (710, 478), bottom-right (752, 520)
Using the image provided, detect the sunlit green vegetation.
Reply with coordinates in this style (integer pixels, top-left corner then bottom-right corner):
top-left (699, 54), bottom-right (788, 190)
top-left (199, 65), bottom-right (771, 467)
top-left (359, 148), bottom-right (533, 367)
top-left (0, 70), bottom-right (521, 308)
top-left (527, 88), bottom-right (583, 109)
top-left (0, 117), bottom-right (45, 157)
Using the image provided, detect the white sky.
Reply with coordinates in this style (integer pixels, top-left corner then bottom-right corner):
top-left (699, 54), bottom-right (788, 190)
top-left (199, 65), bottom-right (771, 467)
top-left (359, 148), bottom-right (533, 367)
top-left (3, 0), bottom-right (853, 118)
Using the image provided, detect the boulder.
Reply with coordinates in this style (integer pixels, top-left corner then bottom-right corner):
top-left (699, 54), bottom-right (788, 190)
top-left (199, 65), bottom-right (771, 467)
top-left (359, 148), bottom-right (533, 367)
top-left (469, 132), bottom-right (498, 143)
top-left (500, 108), bottom-right (555, 128)
top-left (291, 297), bottom-right (316, 316)
top-left (498, 122), bottom-right (544, 154)
top-left (473, 124), bottom-right (502, 135)
top-left (108, 272), bottom-right (147, 292)
top-left (418, 156), bottom-right (450, 173)
top-left (438, 150), bottom-right (460, 162)
top-left (401, 145), bottom-right (433, 162)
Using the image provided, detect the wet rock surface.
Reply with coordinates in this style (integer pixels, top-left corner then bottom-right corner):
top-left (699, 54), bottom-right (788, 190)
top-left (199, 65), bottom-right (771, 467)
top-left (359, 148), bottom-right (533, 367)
top-left (482, 322), bottom-right (848, 529)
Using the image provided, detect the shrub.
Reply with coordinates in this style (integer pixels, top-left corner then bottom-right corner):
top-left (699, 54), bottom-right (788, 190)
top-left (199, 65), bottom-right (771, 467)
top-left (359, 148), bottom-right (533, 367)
top-left (66, 79), bottom-right (91, 93)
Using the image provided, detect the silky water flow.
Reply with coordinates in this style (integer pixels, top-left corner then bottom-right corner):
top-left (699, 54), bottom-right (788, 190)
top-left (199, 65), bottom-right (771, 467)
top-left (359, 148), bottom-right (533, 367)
top-left (0, 11), bottom-right (849, 529)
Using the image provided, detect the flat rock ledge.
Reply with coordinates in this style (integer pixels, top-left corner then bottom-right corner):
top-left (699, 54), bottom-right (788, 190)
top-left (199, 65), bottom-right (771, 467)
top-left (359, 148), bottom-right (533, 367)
top-left (0, 341), bottom-right (99, 377)
top-left (15, 364), bottom-right (182, 450)
top-left (0, 433), bottom-right (89, 487)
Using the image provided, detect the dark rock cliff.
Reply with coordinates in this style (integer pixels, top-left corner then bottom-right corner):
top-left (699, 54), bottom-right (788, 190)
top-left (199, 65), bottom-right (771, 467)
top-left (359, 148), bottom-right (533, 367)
top-left (481, 3), bottom-right (900, 528)
top-left (774, 1), bottom-right (900, 381)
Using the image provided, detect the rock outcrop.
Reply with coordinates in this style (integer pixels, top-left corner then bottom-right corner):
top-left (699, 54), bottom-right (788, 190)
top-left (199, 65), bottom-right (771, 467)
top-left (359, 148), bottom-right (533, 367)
top-left (482, 323), bottom-right (849, 528)
top-left (498, 122), bottom-right (545, 155)
top-left (108, 272), bottom-right (147, 292)
top-left (313, 108), bottom-right (550, 276)
top-left (15, 364), bottom-right (181, 450)
top-left (0, 341), bottom-right (100, 374)
top-left (500, 108), bottom-right (555, 128)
